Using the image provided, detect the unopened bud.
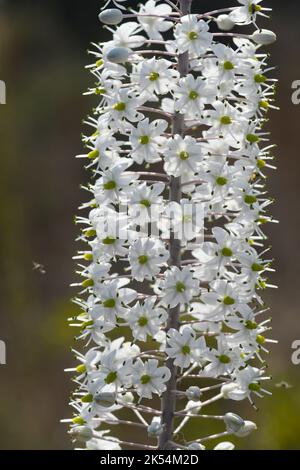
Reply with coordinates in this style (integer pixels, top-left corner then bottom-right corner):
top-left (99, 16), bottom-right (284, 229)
top-left (224, 412), bottom-right (245, 433)
top-left (186, 386), bottom-right (202, 401)
top-left (94, 392), bottom-right (116, 407)
top-left (214, 441), bottom-right (235, 450)
top-left (216, 14), bottom-right (235, 31)
top-left (188, 442), bottom-right (205, 450)
top-left (107, 47), bottom-right (129, 64)
top-left (234, 420), bottom-right (257, 437)
top-left (147, 418), bottom-right (163, 437)
top-left (99, 9), bottom-right (123, 25)
top-left (69, 425), bottom-right (93, 442)
top-left (251, 29), bottom-right (277, 46)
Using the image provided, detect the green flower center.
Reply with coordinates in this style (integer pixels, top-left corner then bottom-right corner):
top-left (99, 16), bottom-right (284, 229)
top-left (244, 194), bottom-right (257, 204)
top-left (149, 72), bottom-right (160, 81)
top-left (223, 60), bottom-right (234, 70)
top-left (182, 345), bottom-right (191, 355)
top-left (246, 133), bottom-right (260, 144)
top-left (257, 159), bottom-right (266, 169)
top-left (188, 31), bottom-right (198, 40)
top-left (105, 371), bottom-right (117, 384)
top-left (138, 255), bottom-right (149, 265)
top-left (113, 102), bottom-right (126, 111)
top-left (249, 4), bottom-right (262, 13)
top-left (256, 335), bottom-right (266, 345)
top-left (95, 87), bottom-right (106, 95)
top-left (221, 247), bottom-right (233, 257)
top-left (189, 90), bottom-right (199, 100)
top-left (72, 416), bottom-right (86, 425)
top-left (103, 298), bottom-right (116, 308)
top-left (259, 100), bottom-right (269, 109)
top-left (179, 151), bottom-right (189, 160)
top-left (249, 382), bottom-right (261, 392)
top-left (81, 393), bottom-right (93, 403)
top-left (176, 282), bottom-right (186, 293)
top-left (76, 364), bottom-right (87, 374)
top-left (220, 115), bottom-right (232, 125)
top-left (88, 150), bottom-right (99, 160)
top-left (141, 374), bottom-right (151, 385)
top-left (216, 176), bottom-right (228, 186)
top-left (85, 229), bottom-right (96, 238)
top-left (138, 316), bottom-right (148, 327)
top-left (104, 180), bottom-right (116, 190)
top-left (82, 279), bottom-right (94, 288)
top-left (139, 135), bottom-right (150, 145)
top-left (140, 199), bottom-right (151, 208)
top-left (245, 320), bottom-right (258, 330)
top-left (219, 354), bottom-right (231, 364)
top-left (102, 236), bottom-right (116, 245)
top-left (251, 263), bottom-right (264, 272)
top-left (254, 74), bottom-right (267, 84)
top-left (223, 296), bottom-right (235, 306)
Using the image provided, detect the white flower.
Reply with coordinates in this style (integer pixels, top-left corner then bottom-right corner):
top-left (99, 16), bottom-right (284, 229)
top-left (166, 327), bottom-right (208, 369)
top-left (129, 118), bottom-right (168, 164)
top-left (138, 0), bottom-right (173, 40)
top-left (229, 0), bottom-right (265, 25)
top-left (222, 366), bottom-right (270, 401)
top-left (164, 135), bottom-right (202, 177)
top-left (127, 297), bottom-right (167, 341)
top-left (129, 237), bottom-right (169, 281)
top-left (161, 266), bottom-right (200, 308)
top-left (101, 89), bottom-right (143, 130)
top-left (107, 22), bottom-right (146, 49)
top-left (132, 359), bottom-right (171, 399)
top-left (83, 262), bottom-right (111, 291)
top-left (94, 161), bottom-right (137, 205)
top-left (174, 74), bottom-right (216, 117)
top-left (161, 199), bottom-right (203, 243)
top-left (132, 57), bottom-right (179, 100)
top-left (128, 181), bottom-right (165, 224)
top-left (93, 278), bottom-right (137, 322)
top-left (202, 336), bottom-right (244, 378)
top-left (174, 15), bottom-right (213, 56)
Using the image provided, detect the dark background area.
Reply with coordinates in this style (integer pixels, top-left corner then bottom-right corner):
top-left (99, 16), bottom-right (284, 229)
top-left (0, 0), bottom-right (300, 449)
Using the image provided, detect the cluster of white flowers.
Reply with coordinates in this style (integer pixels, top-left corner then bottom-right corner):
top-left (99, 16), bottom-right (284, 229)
top-left (64, 0), bottom-right (277, 450)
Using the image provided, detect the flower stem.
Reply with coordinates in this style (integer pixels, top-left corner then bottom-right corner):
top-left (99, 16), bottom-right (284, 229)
top-left (158, 0), bottom-right (192, 450)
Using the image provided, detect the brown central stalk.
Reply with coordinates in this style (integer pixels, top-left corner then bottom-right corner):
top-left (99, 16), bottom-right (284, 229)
top-left (158, 0), bottom-right (192, 450)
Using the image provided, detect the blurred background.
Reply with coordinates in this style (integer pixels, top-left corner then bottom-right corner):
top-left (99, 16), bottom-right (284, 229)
top-left (0, 0), bottom-right (300, 450)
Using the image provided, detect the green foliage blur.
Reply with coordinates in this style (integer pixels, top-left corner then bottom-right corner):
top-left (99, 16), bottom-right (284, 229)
top-left (0, 0), bottom-right (300, 449)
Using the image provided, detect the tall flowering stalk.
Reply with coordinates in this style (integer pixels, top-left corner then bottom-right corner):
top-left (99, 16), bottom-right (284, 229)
top-left (64, 0), bottom-right (277, 450)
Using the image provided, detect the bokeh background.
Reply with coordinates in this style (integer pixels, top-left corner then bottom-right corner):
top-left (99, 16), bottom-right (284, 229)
top-left (0, 0), bottom-right (300, 449)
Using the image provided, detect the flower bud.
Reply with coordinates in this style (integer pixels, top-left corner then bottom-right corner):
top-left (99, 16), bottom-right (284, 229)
top-left (106, 47), bottom-right (130, 64)
top-left (99, 9), bottom-right (123, 25)
top-left (188, 442), bottom-right (205, 450)
top-left (251, 29), bottom-right (277, 46)
top-left (215, 14), bottom-right (235, 31)
top-left (94, 392), bottom-right (116, 407)
top-left (186, 386), bottom-right (202, 401)
top-left (147, 418), bottom-right (163, 437)
top-left (214, 441), bottom-right (235, 450)
top-left (69, 426), bottom-right (93, 442)
top-left (224, 412), bottom-right (245, 433)
top-left (234, 420), bottom-right (257, 437)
